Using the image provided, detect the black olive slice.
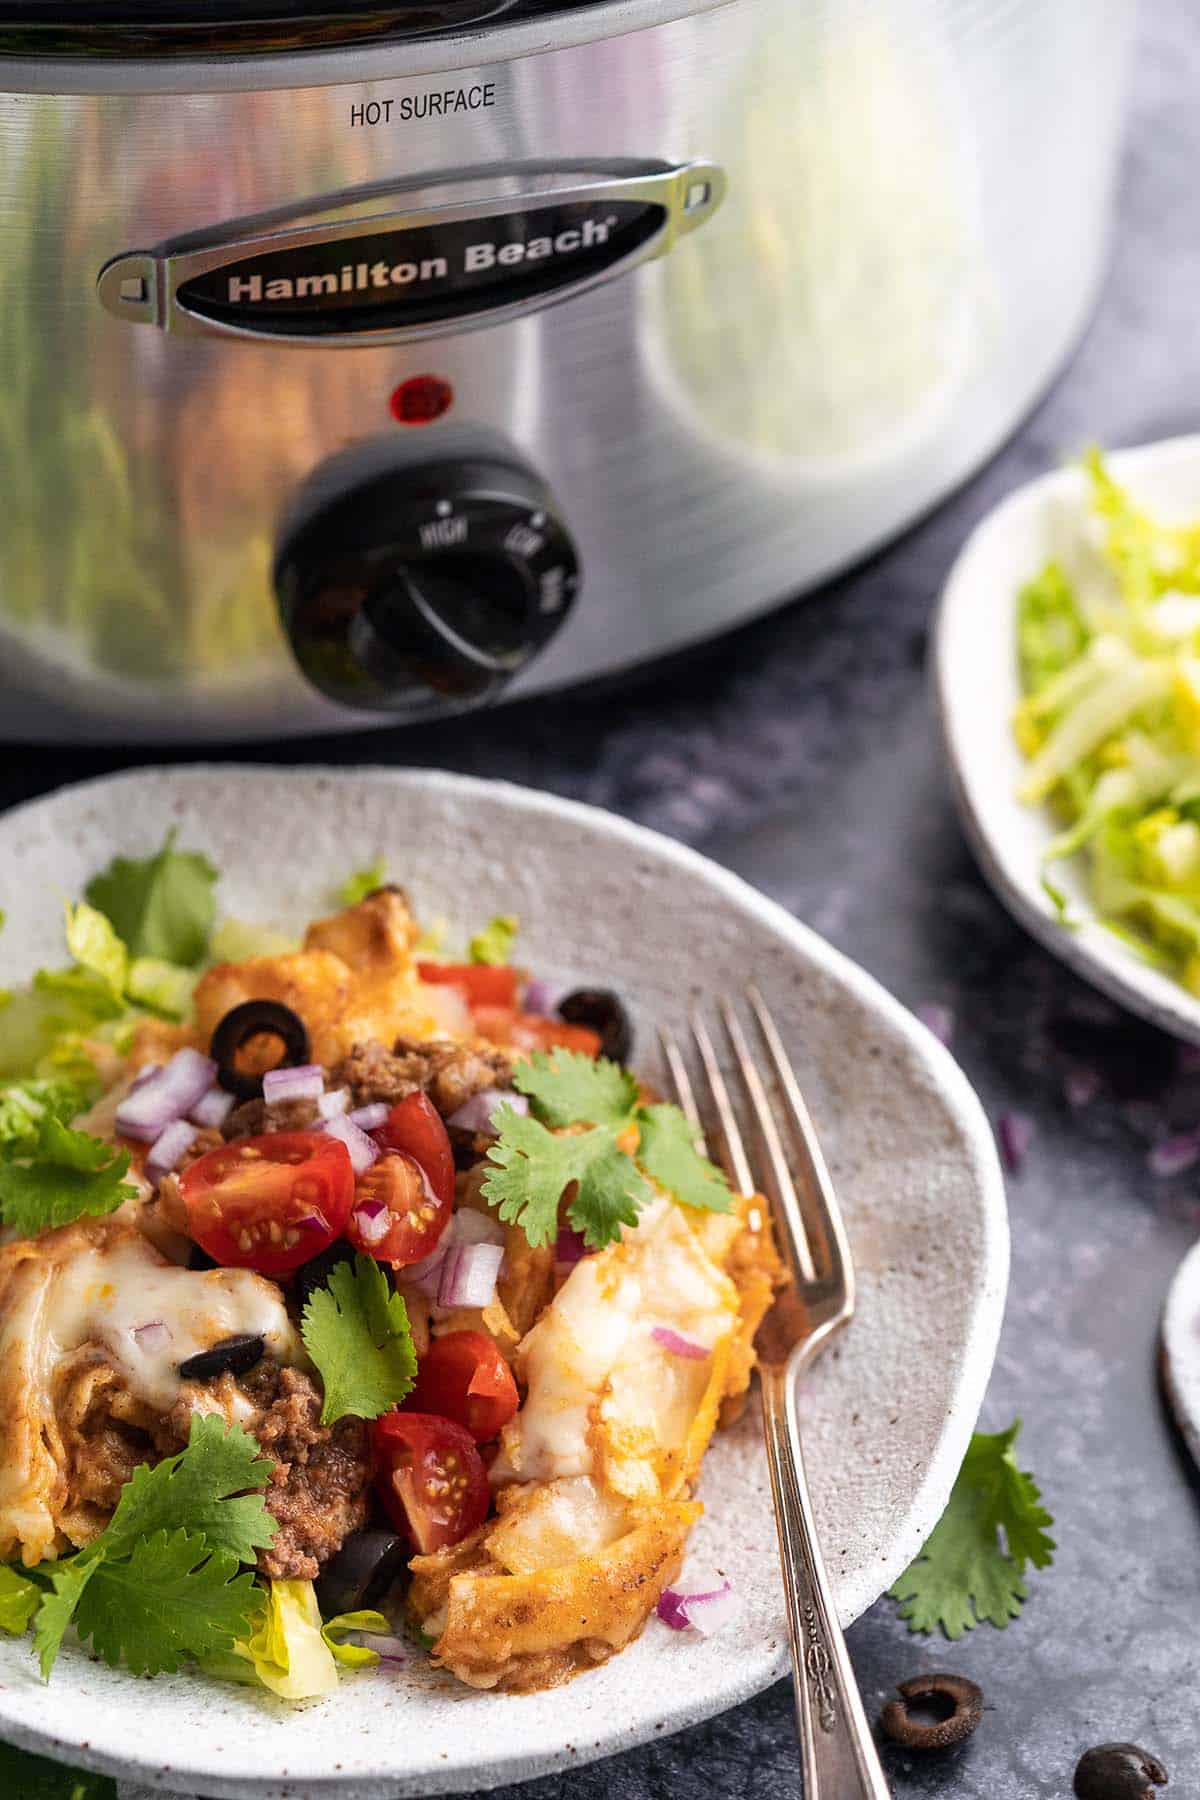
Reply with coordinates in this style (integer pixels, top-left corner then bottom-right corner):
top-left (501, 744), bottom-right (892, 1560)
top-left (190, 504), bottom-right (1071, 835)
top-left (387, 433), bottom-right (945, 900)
top-left (1075, 1744), bottom-right (1169, 1800)
top-left (880, 1672), bottom-right (984, 1750)
top-left (316, 1529), bottom-right (408, 1618)
top-left (294, 1238), bottom-right (357, 1312)
top-left (178, 1333), bottom-right (266, 1382)
top-left (557, 988), bottom-right (633, 1063)
top-left (210, 1000), bottom-right (311, 1101)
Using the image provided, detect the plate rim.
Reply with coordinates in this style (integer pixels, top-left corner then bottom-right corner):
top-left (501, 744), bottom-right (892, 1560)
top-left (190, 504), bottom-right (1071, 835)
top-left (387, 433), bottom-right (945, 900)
top-left (933, 433), bottom-right (1200, 1047)
top-left (0, 764), bottom-right (1010, 1797)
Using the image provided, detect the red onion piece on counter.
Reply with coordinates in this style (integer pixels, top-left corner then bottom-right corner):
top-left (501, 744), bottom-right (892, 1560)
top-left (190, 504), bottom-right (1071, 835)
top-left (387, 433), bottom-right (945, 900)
top-left (651, 1325), bottom-right (710, 1360)
top-left (146, 1118), bottom-right (199, 1183)
top-left (323, 1114), bottom-right (380, 1176)
top-left (1148, 1132), bottom-right (1200, 1178)
top-left (190, 1085), bottom-right (235, 1130)
top-left (347, 1102), bottom-right (390, 1132)
top-left (1064, 1067), bottom-right (1102, 1111)
top-left (554, 1225), bottom-right (588, 1267)
top-left (656, 1577), bottom-right (737, 1636)
top-left (522, 979), bottom-right (567, 1018)
top-left (916, 1002), bottom-right (955, 1048)
top-left (447, 1088), bottom-right (528, 1135)
top-left (996, 1111), bottom-right (1034, 1174)
top-left (438, 1242), bottom-right (504, 1309)
top-left (262, 1063), bottom-right (324, 1105)
top-left (115, 1048), bottom-right (217, 1142)
top-left (318, 1088), bottom-right (350, 1120)
top-left (131, 1320), bottom-right (171, 1355)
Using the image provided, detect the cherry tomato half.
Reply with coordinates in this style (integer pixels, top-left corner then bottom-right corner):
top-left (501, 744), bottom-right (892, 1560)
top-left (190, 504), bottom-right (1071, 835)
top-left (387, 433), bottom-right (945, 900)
top-left (418, 961), bottom-right (519, 1009)
top-left (347, 1149), bottom-right (451, 1267)
top-left (374, 1092), bottom-right (455, 1207)
top-left (180, 1131), bottom-right (353, 1276)
top-left (372, 1411), bottom-right (490, 1553)
top-left (407, 1331), bottom-right (520, 1443)
top-left (470, 1006), bottom-right (602, 1059)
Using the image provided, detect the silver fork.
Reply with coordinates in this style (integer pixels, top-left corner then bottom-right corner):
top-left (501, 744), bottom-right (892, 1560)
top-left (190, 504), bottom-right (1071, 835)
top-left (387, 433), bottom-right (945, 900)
top-left (661, 987), bottom-right (891, 1800)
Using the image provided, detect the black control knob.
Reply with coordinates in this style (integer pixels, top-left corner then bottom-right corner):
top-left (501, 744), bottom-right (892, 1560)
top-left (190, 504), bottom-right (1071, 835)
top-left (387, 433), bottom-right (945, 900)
top-left (274, 427), bottom-right (580, 715)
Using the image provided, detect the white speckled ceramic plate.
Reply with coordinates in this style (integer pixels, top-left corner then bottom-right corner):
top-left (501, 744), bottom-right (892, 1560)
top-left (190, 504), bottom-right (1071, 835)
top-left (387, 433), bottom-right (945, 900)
top-left (0, 767), bottom-right (1008, 1800)
top-left (1162, 1239), bottom-right (1200, 1471)
top-left (935, 434), bottom-right (1200, 1044)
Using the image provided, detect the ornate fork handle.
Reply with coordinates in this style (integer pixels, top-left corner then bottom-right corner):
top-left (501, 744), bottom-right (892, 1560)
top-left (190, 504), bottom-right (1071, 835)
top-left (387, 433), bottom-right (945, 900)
top-left (760, 1363), bottom-right (892, 1799)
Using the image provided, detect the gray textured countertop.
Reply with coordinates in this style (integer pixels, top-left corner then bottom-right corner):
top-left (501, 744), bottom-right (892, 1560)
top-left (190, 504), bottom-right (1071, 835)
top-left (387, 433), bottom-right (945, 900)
top-left (9, 0), bottom-right (1200, 1794)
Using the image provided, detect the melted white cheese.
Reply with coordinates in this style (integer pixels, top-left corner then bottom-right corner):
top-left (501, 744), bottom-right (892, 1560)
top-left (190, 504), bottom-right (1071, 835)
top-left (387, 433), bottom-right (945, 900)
top-left (37, 1233), bottom-right (303, 1414)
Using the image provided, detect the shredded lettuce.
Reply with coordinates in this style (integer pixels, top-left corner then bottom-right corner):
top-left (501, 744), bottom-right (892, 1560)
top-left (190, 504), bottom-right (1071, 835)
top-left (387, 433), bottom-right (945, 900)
top-left (1015, 450), bottom-right (1200, 983)
top-left (337, 861), bottom-right (387, 907)
top-left (469, 913), bottom-right (519, 966)
top-left (207, 917), bottom-right (298, 963)
top-left (235, 1580), bottom-right (339, 1700)
top-left (320, 1608), bottom-right (390, 1669)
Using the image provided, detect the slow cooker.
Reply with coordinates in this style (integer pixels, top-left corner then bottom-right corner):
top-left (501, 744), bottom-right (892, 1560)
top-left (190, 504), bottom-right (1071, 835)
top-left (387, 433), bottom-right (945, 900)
top-left (0, 0), bottom-right (1134, 742)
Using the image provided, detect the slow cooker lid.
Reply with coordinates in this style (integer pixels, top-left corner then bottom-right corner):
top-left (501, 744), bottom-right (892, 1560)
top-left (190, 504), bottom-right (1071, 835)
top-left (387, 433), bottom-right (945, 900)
top-left (0, 0), bottom-right (598, 58)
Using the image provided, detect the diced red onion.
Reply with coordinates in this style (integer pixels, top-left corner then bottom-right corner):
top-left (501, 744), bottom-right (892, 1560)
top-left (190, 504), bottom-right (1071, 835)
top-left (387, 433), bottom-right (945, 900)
top-left (449, 1209), bottom-right (506, 1248)
top-left (146, 1118), bottom-right (199, 1183)
top-left (323, 1114), bottom-right (380, 1176)
top-left (522, 978), bottom-right (567, 1017)
top-left (996, 1111), bottom-right (1034, 1174)
top-left (294, 1210), bottom-right (331, 1239)
top-left (916, 1002), bottom-right (955, 1048)
top-left (342, 1630), bottom-right (406, 1663)
top-left (318, 1088), bottom-right (350, 1120)
top-left (352, 1200), bottom-right (392, 1247)
top-left (555, 1225), bottom-right (589, 1267)
top-left (348, 1102), bottom-right (390, 1132)
top-left (438, 1242), bottom-right (504, 1309)
top-left (190, 1085), bottom-right (235, 1130)
top-left (262, 1063), bottom-right (324, 1105)
top-left (131, 1320), bottom-right (171, 1355)
top-left (1148, 1131), bottom-right (1200, 1178)
top-left (115, 1047), bottom-right (217, 1142)
top-left (404, 1247), bottom-right (449, 1300)
top-left (447, 1088), bottom-right (528, 1135)
top-left (651, 1325), bottom-right (710, 1361)
top-left (656, 1577), bottom-right (737, 1636)
top-left (1064, 1068), bottom-right (1101, 1111)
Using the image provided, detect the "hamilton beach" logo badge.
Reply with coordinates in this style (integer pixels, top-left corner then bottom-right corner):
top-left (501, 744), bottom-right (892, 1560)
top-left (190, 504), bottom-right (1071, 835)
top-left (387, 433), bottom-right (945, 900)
top-left (225, 215), bottom-right (619, 305)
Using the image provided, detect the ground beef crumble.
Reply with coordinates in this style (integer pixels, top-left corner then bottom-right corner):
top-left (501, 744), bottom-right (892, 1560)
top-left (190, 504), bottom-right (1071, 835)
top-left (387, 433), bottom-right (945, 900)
top-left (221, 1095), bottom-right (322, 1140)
top-left (243, 1364), bottom-right (372, 1581)
top-left (330, 1036), bottom-right (514, 1119)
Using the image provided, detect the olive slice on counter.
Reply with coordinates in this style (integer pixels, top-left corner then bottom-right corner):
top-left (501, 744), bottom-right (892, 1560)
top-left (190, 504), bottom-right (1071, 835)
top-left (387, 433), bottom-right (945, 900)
top-left (210, 1000), bottom-right (311, 1101)
top-left (880, 1672), bottom-right (984, 1750)
top-left (557, 988), bottom-right (633, 1063)
top-left (177, 1333), bottom-right (266, 1382)
top-left (316, 1529), bottom-right (409, 1618)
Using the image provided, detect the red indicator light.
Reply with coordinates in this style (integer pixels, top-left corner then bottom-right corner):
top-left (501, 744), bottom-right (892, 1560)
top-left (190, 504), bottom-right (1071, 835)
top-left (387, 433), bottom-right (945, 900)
top-left (390, 374), bottom-right (454, 425)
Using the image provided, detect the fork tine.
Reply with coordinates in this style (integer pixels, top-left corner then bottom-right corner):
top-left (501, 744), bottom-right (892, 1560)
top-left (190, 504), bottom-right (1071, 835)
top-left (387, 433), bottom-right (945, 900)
top-left (688, 1006), bottom-right (755, 1198)
top-left (720, 999), bottom-right (819, 1285)
top-left (746, 985), bottom-right (854, 1296)
top-left (658, 1025), bottom-right (703, 1141)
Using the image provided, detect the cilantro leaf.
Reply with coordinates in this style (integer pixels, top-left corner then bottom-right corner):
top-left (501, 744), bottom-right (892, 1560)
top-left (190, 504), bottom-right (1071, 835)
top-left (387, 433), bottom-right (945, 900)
top-left (74, 1530), bottom-right (259, 1677)
top-left (482, 1108), bottom-right (652, 1249)
top-left (337, 860), bottom-right (387, 907)
top-left (85, 831), bottom-right (218, 968)
top-left (469, 913), bottom-right (519, 966)
top-left (33, 1556), bottom-right (101, 1680)
top-left (0, 1741), bottom-right (117, 1800)
top-left (301, 1253), bottom-right (417, 1424)
top-left (890, 1421), bottom-right (1055, 1639)
top-left (636, 1104), bottom-right (731, 1213)
top-left (0, 1116), bottom-right (135, 1237)
top-left (0, 1563), bottom-right (42, 1634)
top-left (102, 1414), bottom-right (276, 1563)
top-left (514, 1049), bottom-right (639, 1129)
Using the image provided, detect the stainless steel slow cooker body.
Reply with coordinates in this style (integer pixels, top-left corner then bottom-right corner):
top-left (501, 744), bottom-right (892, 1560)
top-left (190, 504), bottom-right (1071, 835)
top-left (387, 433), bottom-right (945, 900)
top-left (0, 0), bottom-right (1134, 742)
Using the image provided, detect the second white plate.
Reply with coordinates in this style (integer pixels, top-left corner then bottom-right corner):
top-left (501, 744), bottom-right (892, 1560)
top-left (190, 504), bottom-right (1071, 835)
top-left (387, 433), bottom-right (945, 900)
top-left (935, 433), bottom-right (1200, 1044)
